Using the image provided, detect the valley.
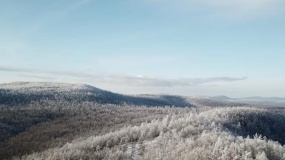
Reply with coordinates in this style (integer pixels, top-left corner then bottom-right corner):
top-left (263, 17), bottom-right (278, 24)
top-left (1, 82), bottom-right (285, 159)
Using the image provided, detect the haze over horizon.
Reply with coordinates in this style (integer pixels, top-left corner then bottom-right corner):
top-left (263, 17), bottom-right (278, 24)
top-left (1, 0), bottom-right (285, 97)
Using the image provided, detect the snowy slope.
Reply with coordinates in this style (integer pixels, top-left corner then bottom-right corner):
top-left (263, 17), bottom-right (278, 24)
top-left (19, 107), bottom-right (285, 160)
top-left (0, 82), bottom-right (192, 107)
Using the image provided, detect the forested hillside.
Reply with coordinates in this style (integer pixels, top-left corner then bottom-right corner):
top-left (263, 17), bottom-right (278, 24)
top-left (0, 82), bottom-right (284, 160)
top-left (0, 82), bottom-right (192, 107)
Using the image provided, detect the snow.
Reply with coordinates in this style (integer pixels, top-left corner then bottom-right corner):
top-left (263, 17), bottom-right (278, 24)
top-left (0, 82), bottom-right (100, 92)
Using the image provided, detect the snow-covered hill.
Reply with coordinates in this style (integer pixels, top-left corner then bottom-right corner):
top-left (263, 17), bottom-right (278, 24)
top-left (0, 82), bottom-right (100, 92)
top-left (18, 107), bottom-right (285, 160)
top-left (1, 82), bottom-right (285, 160)
top-left (0, 82), bottom-right (192, 107)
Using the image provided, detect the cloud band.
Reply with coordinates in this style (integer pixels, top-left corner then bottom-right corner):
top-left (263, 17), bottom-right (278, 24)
top-left (0, 66), bottom-right (247, 87)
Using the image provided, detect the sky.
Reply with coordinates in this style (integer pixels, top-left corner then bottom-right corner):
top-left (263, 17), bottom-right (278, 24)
top-left (0, 0), bottom-right (285, 97)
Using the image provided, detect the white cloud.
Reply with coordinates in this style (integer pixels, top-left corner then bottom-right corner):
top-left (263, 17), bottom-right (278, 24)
top-left (2, 66), bottom-right (284, 97)
top-left (0, 66), bottom-right (246, 87)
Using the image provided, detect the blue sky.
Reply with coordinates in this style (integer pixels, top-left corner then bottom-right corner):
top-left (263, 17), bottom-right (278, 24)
top-left (1, 0), bottom-right (285, 97)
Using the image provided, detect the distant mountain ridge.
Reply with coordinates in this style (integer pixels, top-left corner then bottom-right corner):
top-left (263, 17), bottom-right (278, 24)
top-left (2, 82), bottom-right (280, 107)
top-left (210, 95), bottom-right (285, 107)
top-left (0, 82), bottom-right (192, 107)
top-left (210, 95), bottom-right (233, 101)
top-left (0, 82), bottom-right (101, 92)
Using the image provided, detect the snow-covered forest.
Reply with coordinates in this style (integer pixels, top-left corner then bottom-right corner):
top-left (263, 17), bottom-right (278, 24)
top-left (1, 82), bottom-right (285, 160)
